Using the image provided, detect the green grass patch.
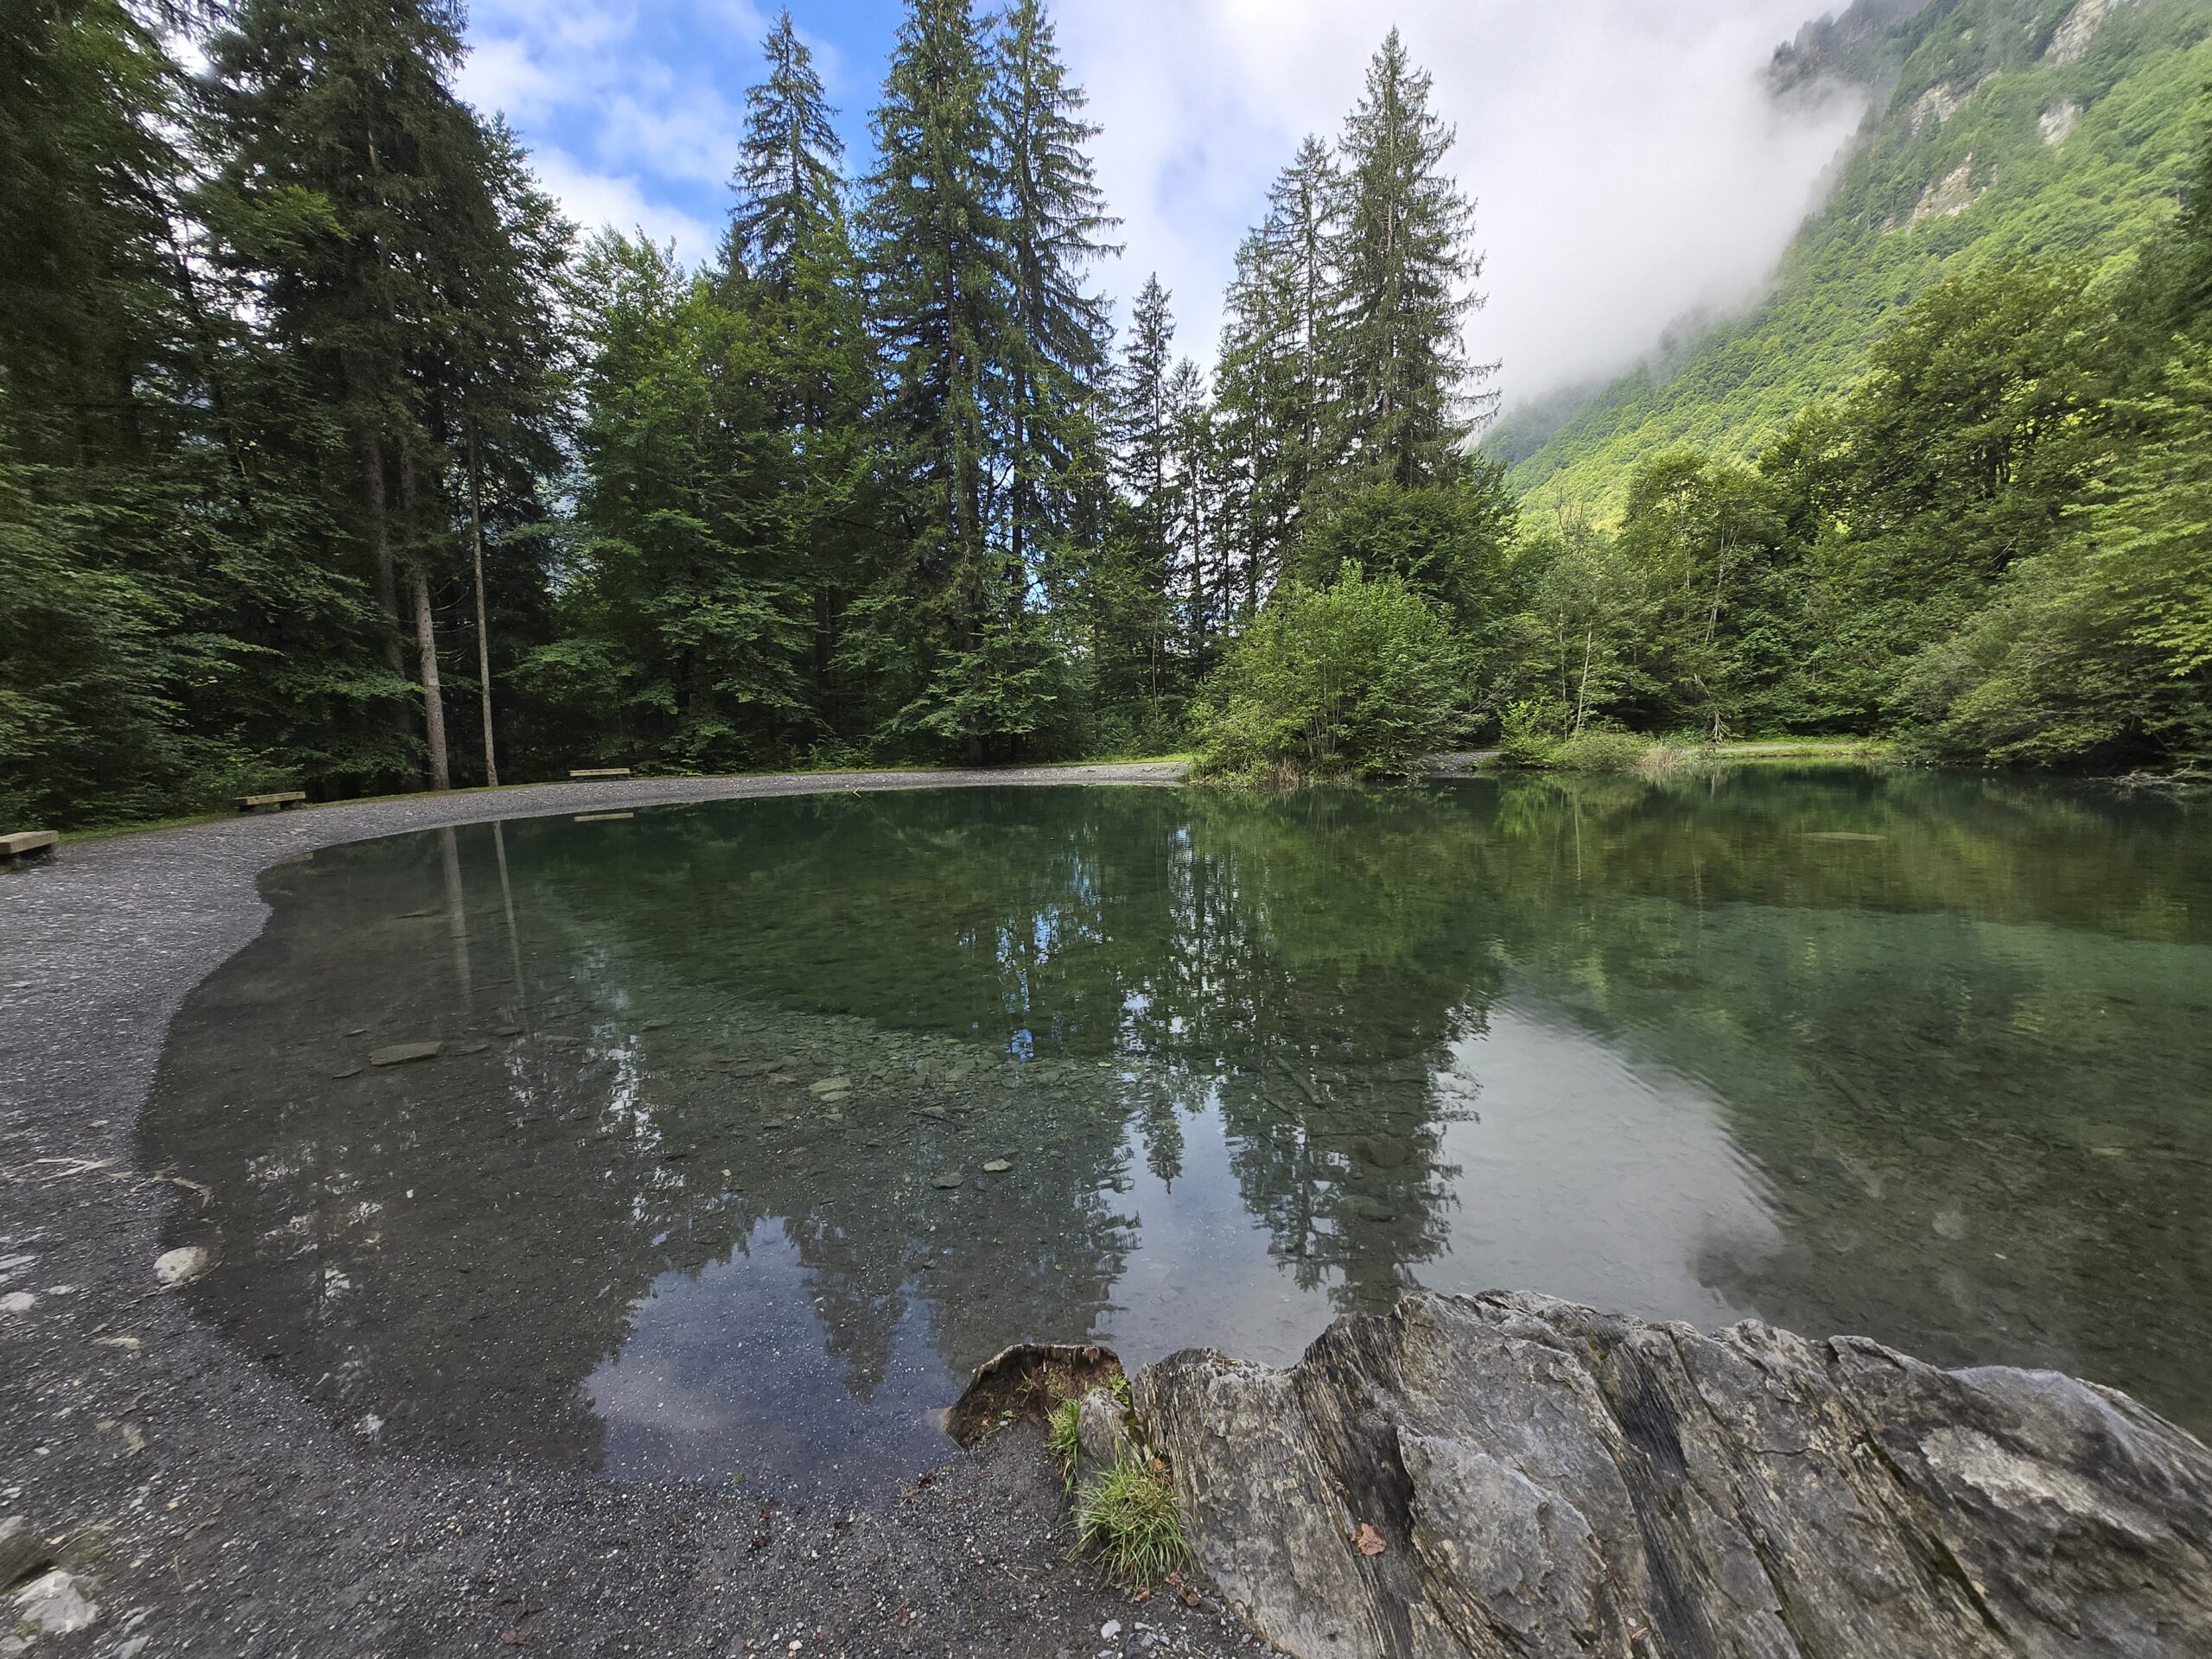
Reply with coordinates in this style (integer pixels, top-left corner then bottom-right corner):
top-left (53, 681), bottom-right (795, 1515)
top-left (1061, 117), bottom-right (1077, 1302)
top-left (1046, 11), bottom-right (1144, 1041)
top-left (1046, 1396), bottom-right (1083, 1489)
top-left (1073, 1460), bottom-right (1194, 1588)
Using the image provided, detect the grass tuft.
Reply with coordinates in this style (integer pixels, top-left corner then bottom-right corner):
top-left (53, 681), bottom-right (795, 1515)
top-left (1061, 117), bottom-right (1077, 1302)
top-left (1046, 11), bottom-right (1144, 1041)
top-left (1046, 1395), bottom-right (1083, 1488)
top-left (1073, 1460), bottom-right (1193, 1588)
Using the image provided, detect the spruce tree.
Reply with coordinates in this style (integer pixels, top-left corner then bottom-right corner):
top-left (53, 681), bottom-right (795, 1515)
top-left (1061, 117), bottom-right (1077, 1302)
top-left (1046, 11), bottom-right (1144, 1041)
top-left (855, 0), bottom-right (1020, 760)
top-left (1326, 30), bottom-right (1491, 489)
top-left (1268, 137), bottom-right (1341, 502)
top-left (200, 0), bottom-right (534, 791)
top-left (1211, 137), bottom-right (1340, 613)
top-left (725, 10), bottom-right (843, 293)
top-left (727, 8), bottom-right (874, 733)
top-left (989, 0), bottom-right (1116, 591)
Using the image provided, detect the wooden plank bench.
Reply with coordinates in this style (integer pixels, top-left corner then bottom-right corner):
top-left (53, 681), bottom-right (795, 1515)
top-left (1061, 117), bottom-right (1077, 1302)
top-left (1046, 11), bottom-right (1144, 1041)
top-left (238, 791), bottom-right (307, 812)
top-left (569, 767), bottom-right (632, 779)
top-left (0, 830), bottom-right (58, 861)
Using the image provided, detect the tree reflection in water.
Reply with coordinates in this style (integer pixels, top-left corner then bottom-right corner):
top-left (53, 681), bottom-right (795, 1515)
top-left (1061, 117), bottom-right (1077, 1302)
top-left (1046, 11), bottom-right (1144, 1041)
top-left (138, 773), bottom-right (2212, 1493)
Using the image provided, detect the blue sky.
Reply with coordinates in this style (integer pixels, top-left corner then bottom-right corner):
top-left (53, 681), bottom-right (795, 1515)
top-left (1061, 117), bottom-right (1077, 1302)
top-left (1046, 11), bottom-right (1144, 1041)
top-left (456, 1), bottom-right (1868, 405)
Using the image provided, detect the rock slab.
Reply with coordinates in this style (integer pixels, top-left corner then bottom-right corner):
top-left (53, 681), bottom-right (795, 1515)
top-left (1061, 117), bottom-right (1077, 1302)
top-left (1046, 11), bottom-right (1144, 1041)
top-left (1134, 1291), bottom-right (2212, 1658)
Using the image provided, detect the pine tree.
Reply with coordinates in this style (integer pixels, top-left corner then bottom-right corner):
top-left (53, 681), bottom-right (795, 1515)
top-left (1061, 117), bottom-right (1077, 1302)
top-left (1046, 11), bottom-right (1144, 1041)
top-left (989, 0), bottom-right (1116, 595)
top-left (1326, 30), bottom-right (1491, 490)
top-left (1211, 138), bottom-right (1340, 614)
top-left (435, 118), bottom-right (574, 788)
top-left (1268, 137), bottom-right (1341, 505)
top-left (1113, 276), bottom-right (1179, 580)
top-left (724, 10), bottom-right (843, 294)
top-left (724, 12), bottom-right (874, 733)
top-left (855, 0), bottom-right (1021, 760)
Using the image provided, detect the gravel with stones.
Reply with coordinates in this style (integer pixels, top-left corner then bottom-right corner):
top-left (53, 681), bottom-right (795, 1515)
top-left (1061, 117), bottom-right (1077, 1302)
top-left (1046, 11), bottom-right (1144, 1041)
top-left (1, 766), bottom-right (1271, 1657)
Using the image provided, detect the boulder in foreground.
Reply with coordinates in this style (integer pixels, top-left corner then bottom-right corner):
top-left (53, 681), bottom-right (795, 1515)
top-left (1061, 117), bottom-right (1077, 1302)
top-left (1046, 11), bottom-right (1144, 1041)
top-left (1134, 1291), bottom-right (2212, 1658)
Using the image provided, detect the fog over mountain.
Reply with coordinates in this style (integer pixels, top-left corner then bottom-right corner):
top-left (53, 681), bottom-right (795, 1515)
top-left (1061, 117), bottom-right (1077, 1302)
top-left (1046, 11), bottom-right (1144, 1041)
top-left (1057, 0), bottom-right (1874, 407)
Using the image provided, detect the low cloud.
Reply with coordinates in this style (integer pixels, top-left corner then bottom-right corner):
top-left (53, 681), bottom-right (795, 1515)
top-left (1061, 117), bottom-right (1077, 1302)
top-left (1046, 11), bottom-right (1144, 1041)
top-left (1056, 0), bottom-right (1868, 404)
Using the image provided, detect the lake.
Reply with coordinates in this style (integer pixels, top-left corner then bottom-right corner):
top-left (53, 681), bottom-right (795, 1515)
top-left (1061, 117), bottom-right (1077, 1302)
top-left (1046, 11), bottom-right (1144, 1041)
top-left (138, 769), bottom-right (2212, 1496)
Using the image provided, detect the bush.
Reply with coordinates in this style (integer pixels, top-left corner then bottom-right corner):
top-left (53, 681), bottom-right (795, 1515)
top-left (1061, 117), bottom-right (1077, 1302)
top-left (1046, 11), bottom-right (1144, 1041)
top-left (1193, 563), bottom-right (1466, 781)
top-left (1552, 729), bottom-right (1653, 772)
top-left (1497, 700), bottom-right (1564, 767)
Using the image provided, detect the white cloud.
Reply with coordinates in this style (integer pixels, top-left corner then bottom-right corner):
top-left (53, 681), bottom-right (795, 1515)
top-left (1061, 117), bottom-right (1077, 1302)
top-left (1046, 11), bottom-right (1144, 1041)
top-left (530, 146), bottom-right (722, 256)
top-left (457, 0), bottom-right (771, 264)
top-left (1054, 0), bottom-right (1868, 405)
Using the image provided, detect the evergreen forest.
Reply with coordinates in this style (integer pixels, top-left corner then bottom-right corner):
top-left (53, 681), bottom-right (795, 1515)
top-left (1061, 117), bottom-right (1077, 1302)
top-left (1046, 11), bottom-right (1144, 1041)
top-left (4, 0), bottom-right (2211, 828)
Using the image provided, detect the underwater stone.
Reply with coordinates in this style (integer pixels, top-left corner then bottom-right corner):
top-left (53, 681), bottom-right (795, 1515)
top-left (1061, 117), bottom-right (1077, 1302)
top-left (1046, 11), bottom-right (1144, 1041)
top-left (153, 1247), bottom-right (212, 1288)
top-left (931, 1172), bottom-right (964, 1190)
top-left (1136, 1290), bottom-right (2212, 1659)
top-left (367, 1041), bottom-right (442, 1066)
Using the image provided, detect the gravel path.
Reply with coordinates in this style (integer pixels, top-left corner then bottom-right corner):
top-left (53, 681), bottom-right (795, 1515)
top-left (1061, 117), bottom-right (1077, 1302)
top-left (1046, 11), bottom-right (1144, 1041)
top-left (0, 766), bottom-right (1277, 1658)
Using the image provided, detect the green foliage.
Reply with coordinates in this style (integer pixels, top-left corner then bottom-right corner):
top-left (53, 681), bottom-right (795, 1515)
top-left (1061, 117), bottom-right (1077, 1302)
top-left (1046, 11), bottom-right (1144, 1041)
top-left (1904, 344), bottom-right (2212, 767)
top-left (9, 0), bottom-right (2204, 823)
top-left (1292, 471), bottom-right (1520, 625)
top-left (1071, 1460), bottom-right (1193, 1588)
top-left (1194, 563), bottom-right (1466, 780)
top-left (1325, 28), bottom-right (1493, 488)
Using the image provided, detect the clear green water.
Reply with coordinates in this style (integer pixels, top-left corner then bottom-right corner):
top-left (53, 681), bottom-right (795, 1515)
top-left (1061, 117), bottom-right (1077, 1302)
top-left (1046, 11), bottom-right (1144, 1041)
top-left (140, 772), bottom-right (2212, 1495)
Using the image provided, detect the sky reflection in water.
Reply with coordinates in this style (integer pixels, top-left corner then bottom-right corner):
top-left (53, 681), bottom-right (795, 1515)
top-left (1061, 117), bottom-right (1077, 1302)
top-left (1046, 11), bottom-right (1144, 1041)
top-left (140, 773), bottom-right (2212, 1495)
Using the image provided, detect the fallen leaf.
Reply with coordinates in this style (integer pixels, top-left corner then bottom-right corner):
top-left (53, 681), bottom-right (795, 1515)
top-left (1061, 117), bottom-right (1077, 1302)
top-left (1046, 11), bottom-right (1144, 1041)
top-left (1353, 1523), bottom-right (1387, 1557)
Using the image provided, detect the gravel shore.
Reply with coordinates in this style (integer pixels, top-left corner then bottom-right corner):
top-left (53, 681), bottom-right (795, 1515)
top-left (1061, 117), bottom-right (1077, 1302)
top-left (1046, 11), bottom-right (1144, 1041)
top-left (0, 766), bottom-right (1271, 1658)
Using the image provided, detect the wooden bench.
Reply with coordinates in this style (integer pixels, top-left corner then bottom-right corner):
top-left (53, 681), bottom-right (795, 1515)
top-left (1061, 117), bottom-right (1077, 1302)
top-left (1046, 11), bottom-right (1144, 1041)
top-left (237, 791), bottom-right (307, 812)
top-left (0, 830), bottom-right (58, 861)
top-left (569, 767), bottom-right (632, 779)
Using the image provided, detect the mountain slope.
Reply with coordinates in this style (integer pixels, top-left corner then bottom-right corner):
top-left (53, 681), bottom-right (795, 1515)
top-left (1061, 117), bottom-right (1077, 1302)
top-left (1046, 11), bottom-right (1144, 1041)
top-left (1493, 0), bottom-right (2212, 514)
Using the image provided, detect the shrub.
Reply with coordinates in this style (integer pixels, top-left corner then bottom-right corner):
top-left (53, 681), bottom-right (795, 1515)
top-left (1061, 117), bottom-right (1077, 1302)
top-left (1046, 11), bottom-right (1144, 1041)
top-left (1193, 563), bottom-right (1466, 781)
top-left (1073, 1460), bottom-right (1194, 1587)
top-left (1497, 700), bottom-right (1564, 767)
top-left (1552, 729), bottom-right (1653, 772)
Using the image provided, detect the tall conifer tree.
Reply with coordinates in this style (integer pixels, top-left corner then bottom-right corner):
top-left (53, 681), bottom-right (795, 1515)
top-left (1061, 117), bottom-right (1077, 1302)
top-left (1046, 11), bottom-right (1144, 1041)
top-left (725, 10), bottom-right (843, 293)
top-left (855, 0), bottom-right (1020, 760)
top-left (1325, 30), bottom-right (1491, 489)
top-left (990, 0), bottom-right (1116, 590)
top-left (727, 9), bottom-right (874, 727)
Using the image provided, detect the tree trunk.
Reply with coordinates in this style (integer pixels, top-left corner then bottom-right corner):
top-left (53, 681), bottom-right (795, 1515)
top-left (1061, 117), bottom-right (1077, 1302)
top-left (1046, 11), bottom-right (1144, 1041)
top-left (468, 442), bottom-right (499, 788)
top-left (413, 566), bottom-right (451, 791)
top-left (356, 425), bottom-right (404, 680)
top-left (399, 449), bottom-right (450, 791)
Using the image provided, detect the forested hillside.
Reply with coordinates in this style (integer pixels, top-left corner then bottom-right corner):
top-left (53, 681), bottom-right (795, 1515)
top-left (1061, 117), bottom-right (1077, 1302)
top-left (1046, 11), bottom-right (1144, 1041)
top-left (1497, 0), bottom-right (2212, 509)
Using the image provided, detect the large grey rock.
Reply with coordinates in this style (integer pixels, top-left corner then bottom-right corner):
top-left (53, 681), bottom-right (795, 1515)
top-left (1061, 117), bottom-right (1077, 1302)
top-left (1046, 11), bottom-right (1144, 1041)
top-left (1134, 1291), bottom-right (2212, 1659)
